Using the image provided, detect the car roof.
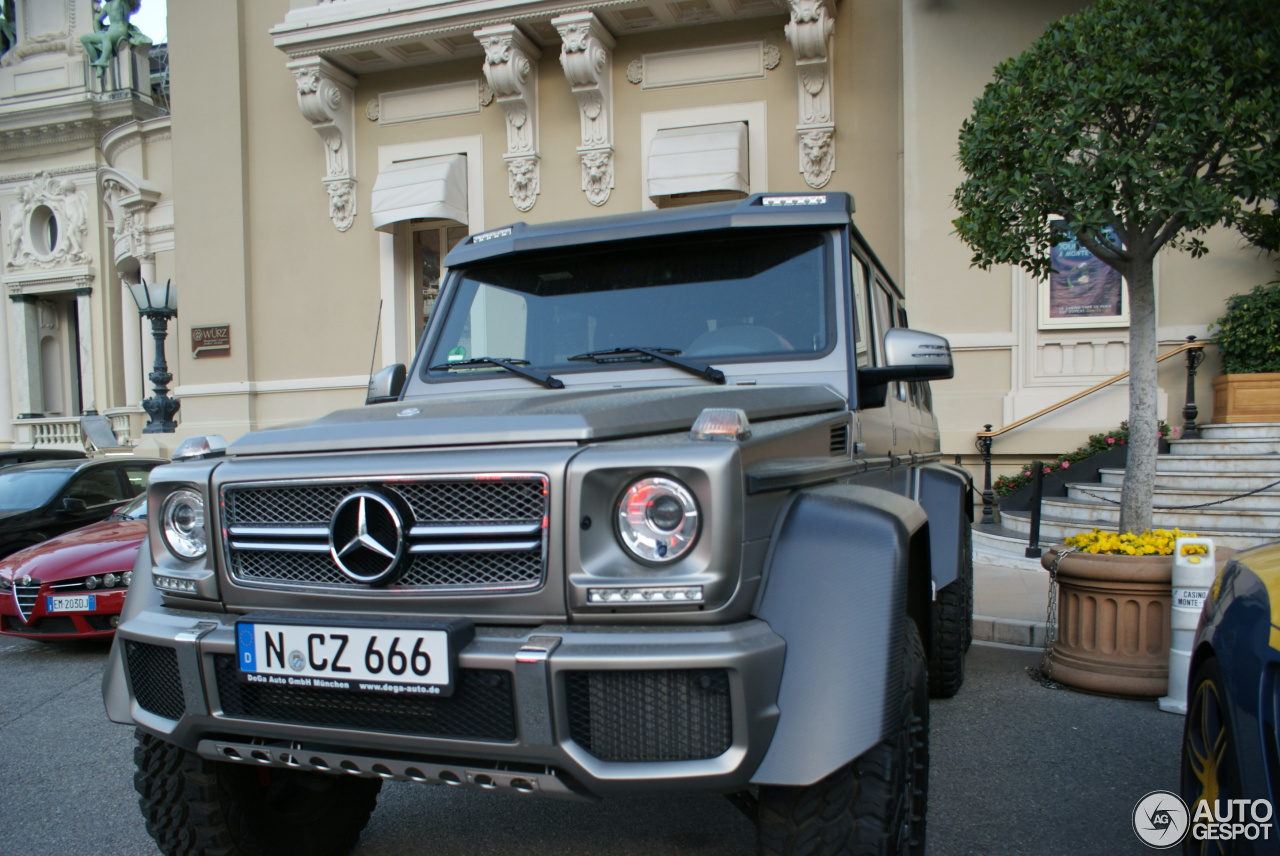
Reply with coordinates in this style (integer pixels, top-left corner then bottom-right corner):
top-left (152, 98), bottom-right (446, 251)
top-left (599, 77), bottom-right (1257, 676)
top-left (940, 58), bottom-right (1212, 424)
top-left (0, 449), bottom-right (87, 460)
top-left (444, 192), bottom-right (855, 267)
top-left (0, 456), bottom-right (166, 475)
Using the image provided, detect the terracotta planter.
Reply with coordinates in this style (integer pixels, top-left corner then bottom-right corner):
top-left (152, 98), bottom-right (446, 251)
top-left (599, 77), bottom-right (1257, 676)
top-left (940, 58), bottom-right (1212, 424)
top-left (1040, 547), bottom-right (1175, 698)
top-left (1213, 372), bottom-right (1280, 423)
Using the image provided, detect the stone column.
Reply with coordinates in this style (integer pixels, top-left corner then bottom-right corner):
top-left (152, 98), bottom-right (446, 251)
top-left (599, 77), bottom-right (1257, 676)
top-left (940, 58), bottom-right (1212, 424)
top-left (74, 285), bottom-right (96, 414)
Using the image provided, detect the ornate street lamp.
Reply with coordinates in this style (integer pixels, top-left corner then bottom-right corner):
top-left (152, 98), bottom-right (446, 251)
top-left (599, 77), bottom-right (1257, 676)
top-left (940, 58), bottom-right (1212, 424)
top-left (128, 279), bottom-right (179, 433)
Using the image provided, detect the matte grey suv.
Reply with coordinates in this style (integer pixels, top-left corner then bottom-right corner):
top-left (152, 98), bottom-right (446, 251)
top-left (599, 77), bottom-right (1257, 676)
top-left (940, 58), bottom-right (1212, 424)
top-left (104, 192), bottom-right (971, 856)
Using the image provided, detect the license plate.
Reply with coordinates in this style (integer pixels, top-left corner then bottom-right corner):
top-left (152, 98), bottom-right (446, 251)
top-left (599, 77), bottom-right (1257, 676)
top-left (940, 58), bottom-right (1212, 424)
top-left (47, 594), bottom-right (95, 612)
top-left (236, 621), bottom-right (454, 696)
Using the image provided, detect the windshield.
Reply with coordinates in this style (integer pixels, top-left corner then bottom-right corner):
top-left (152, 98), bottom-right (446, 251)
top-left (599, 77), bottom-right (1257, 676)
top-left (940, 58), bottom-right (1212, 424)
top-left (0, 469), bottom-right (70, 512)
top-left (424, 230), bottom-right (831, 380)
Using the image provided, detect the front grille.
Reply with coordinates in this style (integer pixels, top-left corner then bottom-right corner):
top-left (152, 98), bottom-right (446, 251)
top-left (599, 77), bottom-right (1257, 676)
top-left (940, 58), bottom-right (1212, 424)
top-left (125, 641), bottom-right (187, 720)
top-left (13, 584), bottom-right (38, 622)
top-left (222, 476), bottom-right (548, 593)
top-left (565, 669), bottom-right (732, 762)
top-left (214, 655), bottom-right (517, 741)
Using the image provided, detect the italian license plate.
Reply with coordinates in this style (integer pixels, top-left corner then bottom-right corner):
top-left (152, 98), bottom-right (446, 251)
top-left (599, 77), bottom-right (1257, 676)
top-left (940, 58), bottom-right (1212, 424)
top-left (236, 621), bottom-right (455, 696)
top-left (47, 594), bottom-right (95, 612)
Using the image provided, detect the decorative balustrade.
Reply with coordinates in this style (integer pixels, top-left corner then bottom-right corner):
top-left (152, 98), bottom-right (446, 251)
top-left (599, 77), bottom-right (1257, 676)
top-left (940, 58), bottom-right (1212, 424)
top-left (12, 417), bottom-right (88, 451)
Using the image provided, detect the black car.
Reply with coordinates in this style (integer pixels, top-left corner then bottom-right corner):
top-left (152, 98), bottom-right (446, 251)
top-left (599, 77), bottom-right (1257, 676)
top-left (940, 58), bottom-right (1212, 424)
top-left (0, 457), bottom-right (164, 558)
top-left (0, 449), bottom-right (87, 469)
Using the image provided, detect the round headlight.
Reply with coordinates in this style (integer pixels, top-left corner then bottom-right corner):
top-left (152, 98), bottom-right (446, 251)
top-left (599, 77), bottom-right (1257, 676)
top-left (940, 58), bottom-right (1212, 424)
top-left (616, 476), bottom-right (699, 563)
top-left (103, 573), bottom-right (119, 588)
top-left (161, 489), bottom-right (207, 560)
top-left (85, 575), bottom-right (100, 590)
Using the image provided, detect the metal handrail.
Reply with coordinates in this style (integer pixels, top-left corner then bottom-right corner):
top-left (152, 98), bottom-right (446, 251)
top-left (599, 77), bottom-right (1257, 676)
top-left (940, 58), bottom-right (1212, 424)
top-left (974, 336), bottom-right (1212, 524)
top-left (977, 339), bottom-right (1209, 441)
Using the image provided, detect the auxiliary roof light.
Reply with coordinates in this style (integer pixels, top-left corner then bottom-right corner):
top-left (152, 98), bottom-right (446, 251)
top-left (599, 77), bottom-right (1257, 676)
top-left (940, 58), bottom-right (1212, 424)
top-left (762, 195), bottom-right (827, 206)
top-left (691, 408), bottom-right (751, 442)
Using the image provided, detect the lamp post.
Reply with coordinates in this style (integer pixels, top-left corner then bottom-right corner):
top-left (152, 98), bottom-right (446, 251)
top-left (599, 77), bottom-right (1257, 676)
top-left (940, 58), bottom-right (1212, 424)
top-left (128, 279), bottom-right (179, 433)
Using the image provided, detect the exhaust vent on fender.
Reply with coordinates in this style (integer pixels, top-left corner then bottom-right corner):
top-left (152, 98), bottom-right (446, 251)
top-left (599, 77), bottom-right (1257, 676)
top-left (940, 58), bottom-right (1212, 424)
top-left (830, 423), bottom-right (850, 456)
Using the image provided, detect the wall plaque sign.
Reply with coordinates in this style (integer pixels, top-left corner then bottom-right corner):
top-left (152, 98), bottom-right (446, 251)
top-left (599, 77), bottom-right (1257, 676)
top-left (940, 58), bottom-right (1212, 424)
top-left (191, 325), bottom-right (231, 358)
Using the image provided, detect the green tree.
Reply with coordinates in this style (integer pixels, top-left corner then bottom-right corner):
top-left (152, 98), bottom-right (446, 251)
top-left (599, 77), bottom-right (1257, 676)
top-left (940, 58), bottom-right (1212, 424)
top-left (953, 0), bottom-right (1280, 533)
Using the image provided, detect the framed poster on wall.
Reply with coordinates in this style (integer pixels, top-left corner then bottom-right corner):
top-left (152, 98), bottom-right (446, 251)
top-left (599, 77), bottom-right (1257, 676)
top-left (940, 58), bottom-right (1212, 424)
top-left (1038, 227), bottom-right (1129, 329)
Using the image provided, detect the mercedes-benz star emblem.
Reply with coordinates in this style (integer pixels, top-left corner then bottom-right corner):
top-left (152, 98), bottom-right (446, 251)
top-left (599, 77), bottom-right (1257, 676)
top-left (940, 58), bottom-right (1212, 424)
top-left (329, 490), bottom-right (406, 585)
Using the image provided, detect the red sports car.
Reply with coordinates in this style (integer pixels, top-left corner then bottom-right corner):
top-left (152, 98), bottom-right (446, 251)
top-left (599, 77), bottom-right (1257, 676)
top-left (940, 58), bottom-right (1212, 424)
top-left (0, 493), bottom-right (146, 639)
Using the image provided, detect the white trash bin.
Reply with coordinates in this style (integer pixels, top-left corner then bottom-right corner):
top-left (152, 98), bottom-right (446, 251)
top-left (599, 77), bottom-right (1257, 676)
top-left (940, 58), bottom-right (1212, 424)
top-left (1158, 536), bottom-right (1216, 715)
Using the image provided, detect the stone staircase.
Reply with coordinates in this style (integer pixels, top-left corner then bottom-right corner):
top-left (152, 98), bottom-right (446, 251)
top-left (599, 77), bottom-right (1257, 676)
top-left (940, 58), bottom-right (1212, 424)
top-left (976, 422), bottom-right (1280, 563)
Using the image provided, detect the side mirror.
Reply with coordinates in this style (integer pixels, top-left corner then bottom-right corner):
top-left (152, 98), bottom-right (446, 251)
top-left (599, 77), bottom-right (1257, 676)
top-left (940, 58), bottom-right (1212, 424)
top-left (366, 364), bottom-right (407, 405)
top-left (857, 329), bottom-right (954, 408)
top-left (60, 497), bottom-right (88, 515)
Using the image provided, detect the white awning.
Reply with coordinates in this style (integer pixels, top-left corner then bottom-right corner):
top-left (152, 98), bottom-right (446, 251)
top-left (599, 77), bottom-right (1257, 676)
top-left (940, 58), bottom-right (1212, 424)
top-left (371, 154), bottom-right (468, 232)
top-left (647, 122), bottom-right (749, 199)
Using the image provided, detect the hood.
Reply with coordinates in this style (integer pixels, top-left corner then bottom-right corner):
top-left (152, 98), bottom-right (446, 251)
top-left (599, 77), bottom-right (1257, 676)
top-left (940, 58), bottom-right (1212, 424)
top-left (228, 384), bottom-right (845, 456)
top-left (0, 520), bottom-right (146, 581)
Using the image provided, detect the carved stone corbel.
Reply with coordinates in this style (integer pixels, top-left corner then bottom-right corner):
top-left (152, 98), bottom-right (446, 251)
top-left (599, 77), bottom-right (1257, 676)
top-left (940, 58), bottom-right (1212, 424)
top-left (474, 24), bottom-right (541, 213)
top-left (785, 0), bottom-right (836, 188)
top-left (553, 12), bottom-right (616, 207)
top-left (286, 56), bottom-right (358, 231)
top-left (99, 167), bottom-right (161, 268)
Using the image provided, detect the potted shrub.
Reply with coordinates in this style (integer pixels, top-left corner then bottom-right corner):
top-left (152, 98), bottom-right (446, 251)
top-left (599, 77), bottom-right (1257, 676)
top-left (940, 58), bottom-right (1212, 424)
top-left (1210, 276), bottom-right (1280, 422)
top-left (1041, 530), bottom-right (1231, 698)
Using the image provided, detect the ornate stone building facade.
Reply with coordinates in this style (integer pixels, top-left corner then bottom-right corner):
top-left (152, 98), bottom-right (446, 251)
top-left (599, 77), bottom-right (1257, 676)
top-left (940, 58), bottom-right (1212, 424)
top-left (0, 0), bottom-right (171, 451)
top-left (0, 0), bottom-right (1273, 467)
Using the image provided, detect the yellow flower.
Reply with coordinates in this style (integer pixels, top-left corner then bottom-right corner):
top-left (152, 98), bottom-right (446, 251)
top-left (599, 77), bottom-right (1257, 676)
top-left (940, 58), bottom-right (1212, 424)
top-left (1063, 528), bottom-right (1206, 556)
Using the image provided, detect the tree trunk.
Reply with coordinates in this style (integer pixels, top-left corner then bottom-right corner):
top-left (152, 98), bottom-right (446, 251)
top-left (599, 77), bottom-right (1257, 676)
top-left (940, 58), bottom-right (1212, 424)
top-left (1120, 256), bottom-right (1159, 533)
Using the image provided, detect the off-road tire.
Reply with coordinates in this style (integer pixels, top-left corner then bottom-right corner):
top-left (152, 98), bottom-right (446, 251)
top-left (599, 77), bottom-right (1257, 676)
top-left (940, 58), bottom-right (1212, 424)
top-left (757, 621), bottom-right (928, 856)
top-left (928, 524), bottom-right (973, 698)
top-left (134, 729), bottom-right (381, 856)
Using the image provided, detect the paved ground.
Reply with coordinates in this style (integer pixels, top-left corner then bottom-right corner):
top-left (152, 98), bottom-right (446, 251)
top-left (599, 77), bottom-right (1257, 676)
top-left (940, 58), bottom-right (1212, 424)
top-left (0, 636), bottom-right (1185, 856)
top-left (973, 561), bottom-right (1053, 647)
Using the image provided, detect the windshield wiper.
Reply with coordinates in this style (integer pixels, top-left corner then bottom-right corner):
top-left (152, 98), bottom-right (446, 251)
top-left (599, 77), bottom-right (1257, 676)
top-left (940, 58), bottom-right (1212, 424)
top-left (429, 357), bottom-right (564, 389)
top-left (568, 347), bottom-right (726, 384)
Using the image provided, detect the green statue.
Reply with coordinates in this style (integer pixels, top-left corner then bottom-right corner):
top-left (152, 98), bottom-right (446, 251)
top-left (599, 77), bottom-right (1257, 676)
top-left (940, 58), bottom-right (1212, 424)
top-left (80, 0), bottom-right (152, 78)
top-left (0, 0), bottom-right (16, 60)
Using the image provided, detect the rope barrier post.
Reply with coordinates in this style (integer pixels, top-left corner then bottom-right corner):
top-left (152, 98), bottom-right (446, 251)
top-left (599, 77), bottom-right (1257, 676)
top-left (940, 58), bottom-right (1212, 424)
top-left (1026, 460), bottom-right (1044, 559)
top-left (1182, 336), bottom-right (1205, 440)
top-left (977, 426), bottom-right (994, 525)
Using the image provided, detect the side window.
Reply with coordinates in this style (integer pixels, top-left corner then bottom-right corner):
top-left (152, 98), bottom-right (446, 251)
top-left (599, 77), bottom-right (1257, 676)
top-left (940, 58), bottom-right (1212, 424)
top-left (871, 278), bottom-right (895, 365)
top-left (850, 255), bottom-right (871, 368)
top-left (123, 466), bottom-right (153, 496)
top-left (67, 470), bottom-right (128, 506)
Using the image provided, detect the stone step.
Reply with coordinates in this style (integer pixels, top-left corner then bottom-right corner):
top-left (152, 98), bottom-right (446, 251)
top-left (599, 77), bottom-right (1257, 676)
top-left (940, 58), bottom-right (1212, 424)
top-left (1067, 482), bottom-right (1280, 511)
top-left (1169, 437), bottom-right (1280, 456)
top-left (981, 423), bottom-right (1280, 561)
top-left (1151, 455), bottom-right (1280, 474)
top-left (997, 509), bottom-right (1274, 551)
top-left (1037, 496), bottom-right (1280, 532)
top-left (1098, 468), bottom-right (1280, 491)
top-left (1194, 423), bottom-right (1280, 440)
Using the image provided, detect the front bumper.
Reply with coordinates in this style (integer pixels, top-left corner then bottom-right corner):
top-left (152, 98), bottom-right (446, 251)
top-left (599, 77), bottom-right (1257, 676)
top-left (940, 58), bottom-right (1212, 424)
top-left (103, 605), bottom-right (786, 799)
top-left (2, 587), bottom-right (126, 639)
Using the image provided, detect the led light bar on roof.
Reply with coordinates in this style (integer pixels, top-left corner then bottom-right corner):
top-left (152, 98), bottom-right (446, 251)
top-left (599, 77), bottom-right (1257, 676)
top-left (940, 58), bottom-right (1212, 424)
top-left (762, 195), bottom-right (827, 206)
top-left (471, 227), bottom-right (513, 243)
